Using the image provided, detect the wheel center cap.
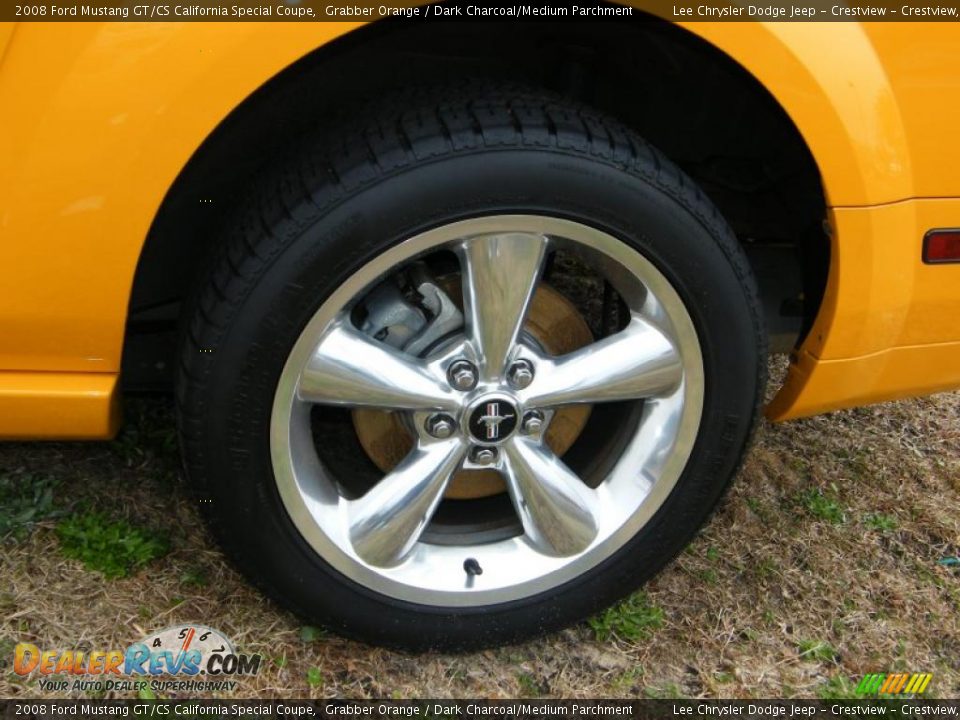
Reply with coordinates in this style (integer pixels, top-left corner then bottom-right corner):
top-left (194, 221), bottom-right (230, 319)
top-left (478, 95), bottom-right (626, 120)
top-left (467, 395), bottom-right (519, 444)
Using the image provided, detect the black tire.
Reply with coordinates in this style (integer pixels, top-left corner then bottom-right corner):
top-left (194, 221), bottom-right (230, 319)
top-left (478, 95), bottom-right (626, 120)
top-left (177, 85), bottom-right (766, 651)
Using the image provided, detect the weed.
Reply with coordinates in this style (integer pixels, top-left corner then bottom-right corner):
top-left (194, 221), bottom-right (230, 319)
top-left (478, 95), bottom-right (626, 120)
top-left (588, 592), bottom-right (664, 642)
top-left (864, 513), bottom-right (898, 532)
top-left (610, 666), bottom-right (644, 691)
top-left (0, 472), bottom-right (61, 540)
top-left (56, 512), bottom-right (168, 578)
top-left (755, 557), bottom-right (778, 579)
top-left (798, 488), bottom-right (846, 524)
top-left (299, 626), bottom-right (325, 643)
top-left (179, 568), bottom-right (208, 587)
top-left (798, 639), bottom-right (839, 663)
top-left (516, 672), bottom-right (541, 696)
top-left (112, 401), bottom-right (177, 458)
top-left (643, 682), bottom-right (684, 699)
top-left (699, 569), bottom-right (719, 584)
top-left (306, 667), bottom-right (323, 688)
top-left (745, 497), bottom-right (771, 522)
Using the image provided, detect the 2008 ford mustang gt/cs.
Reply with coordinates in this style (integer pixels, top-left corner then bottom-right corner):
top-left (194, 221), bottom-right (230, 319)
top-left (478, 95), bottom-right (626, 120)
top-left (1, 12), bottom-right (958, 649)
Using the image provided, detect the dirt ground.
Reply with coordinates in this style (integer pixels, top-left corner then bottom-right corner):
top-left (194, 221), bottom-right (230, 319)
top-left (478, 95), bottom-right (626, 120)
top-left (1, 358), bottom-right (958, 700)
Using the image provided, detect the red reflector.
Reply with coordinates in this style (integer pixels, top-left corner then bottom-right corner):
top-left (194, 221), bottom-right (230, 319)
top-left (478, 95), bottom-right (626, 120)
top-left (923, 230), bottom-right (960, 264)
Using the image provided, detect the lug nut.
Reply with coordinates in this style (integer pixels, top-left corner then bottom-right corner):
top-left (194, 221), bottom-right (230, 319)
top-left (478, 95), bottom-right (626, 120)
top-left (447, 360), bottom-right (478, 391)
top-left (469, 446), bottom-right (498, 466)
top-left (425, 414), bottom-right (457, 439)
top-left (521, 410), bottom-right (545, 435)
top-left (507, 359), bottom-right (535, 389)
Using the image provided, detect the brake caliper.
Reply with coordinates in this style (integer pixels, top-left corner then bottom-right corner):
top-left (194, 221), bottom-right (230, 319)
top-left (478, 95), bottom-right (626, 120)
top-left (358, 264), bottom-right (464, 356)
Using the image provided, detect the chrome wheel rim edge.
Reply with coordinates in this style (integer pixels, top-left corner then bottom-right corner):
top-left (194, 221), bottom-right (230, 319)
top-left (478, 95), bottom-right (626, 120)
top-left (270, 215), bottom-right (705, 607)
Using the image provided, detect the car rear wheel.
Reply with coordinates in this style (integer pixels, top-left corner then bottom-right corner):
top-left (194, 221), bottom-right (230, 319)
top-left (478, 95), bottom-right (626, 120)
top-left (177, 86), bottom-right (765, 650)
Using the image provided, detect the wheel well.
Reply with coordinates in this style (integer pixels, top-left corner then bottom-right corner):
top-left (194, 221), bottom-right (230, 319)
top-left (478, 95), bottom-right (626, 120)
top-left (125, 15), bottom-right (828, 391)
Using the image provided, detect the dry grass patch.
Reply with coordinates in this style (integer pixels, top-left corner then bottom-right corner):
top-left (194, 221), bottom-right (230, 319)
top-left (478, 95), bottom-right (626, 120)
top-left (1, 359), bottom-right (957, 699)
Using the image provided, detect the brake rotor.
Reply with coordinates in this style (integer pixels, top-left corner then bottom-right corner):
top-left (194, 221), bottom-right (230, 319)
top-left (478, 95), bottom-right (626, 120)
top-left (352, 280), bottom-right (593, 499)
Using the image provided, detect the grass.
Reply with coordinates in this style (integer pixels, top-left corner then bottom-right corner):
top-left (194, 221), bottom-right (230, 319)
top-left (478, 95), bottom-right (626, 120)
top-left (863, 513), bottom-right (899, 532)
top-left (610, 667), bottom-right (644, 692)
top-left (644, 683), bottom-right (685, 699)
top-left (755, 557), bottom-right (778, 579)
top-left (0, 368), bottom-right (958, 699)
top-left (588, 592), bottom-right (664, 642)
top-left (797, 487), bottom-right (847, 524)
top-left (516, 673), bottom-right (541, 696)
top-left (306, 667), bottom-right (323, 688)
top-left (797, 639), bottom-right (839, 663)
top-left (56, 511), bottom-right (168, 579)
top-left (818, 675), bottom-right (868, 700)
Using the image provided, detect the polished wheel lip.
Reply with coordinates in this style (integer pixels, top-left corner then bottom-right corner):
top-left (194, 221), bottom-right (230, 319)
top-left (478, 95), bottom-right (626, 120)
top-left (271, 215), bottom-right (704, 607)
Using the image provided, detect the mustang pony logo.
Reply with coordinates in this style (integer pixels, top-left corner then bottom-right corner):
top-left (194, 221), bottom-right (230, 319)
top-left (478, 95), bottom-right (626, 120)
top-left (468, 398), bottom-right (519, 443)
top-left (478, 402), bottom-right (515, 440)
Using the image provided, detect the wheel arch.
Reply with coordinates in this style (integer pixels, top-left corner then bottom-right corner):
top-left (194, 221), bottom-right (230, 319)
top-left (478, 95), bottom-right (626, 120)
top-left (682, 21), bottom-right (913, 206)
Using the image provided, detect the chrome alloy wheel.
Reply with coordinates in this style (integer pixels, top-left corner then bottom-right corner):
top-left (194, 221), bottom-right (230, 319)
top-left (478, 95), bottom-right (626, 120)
top-left (271, 215), bottom-right (704, 606)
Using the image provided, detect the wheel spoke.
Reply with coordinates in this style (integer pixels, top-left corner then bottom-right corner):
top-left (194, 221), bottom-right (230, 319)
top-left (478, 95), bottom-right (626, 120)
top-left (460, 233), bottom-right (547, 381)
top-left (347, 439), bottom-right (465, 567)
top-left (502, 437), bottom-right (599, 557)
top-left (523, 316), bottom-right (682, 407)
top-left (297, 321), bottom-right (458, 412)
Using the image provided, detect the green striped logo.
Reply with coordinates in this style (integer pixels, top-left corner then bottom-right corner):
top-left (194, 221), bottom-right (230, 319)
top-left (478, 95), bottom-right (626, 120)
top-left (856, 673), bottom-right (932, 695)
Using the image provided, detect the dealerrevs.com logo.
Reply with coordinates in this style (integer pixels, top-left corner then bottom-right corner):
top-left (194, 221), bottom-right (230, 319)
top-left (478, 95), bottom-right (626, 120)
top-left (14, 624), bottom-right (261, 694)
